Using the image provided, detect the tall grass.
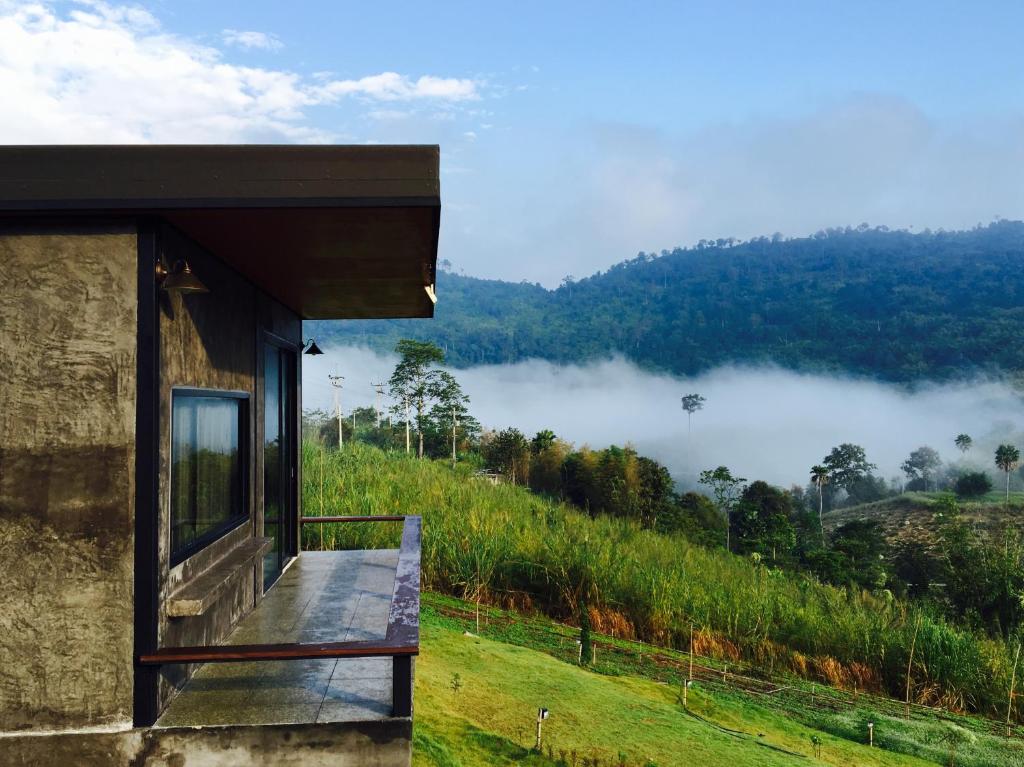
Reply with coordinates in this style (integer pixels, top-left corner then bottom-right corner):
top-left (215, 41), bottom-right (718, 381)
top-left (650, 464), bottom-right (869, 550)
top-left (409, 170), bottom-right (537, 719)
top-left (301, 441), bottom-right (1019, 721)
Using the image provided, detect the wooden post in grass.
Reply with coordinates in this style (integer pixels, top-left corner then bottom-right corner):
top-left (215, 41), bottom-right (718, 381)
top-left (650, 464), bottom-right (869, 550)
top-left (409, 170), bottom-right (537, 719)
top-left (1008, 642), bottom-right (1022, 737)
top-left (535, 708), bottom-right (548, 751)
top-left (684, 622), bottom-right (694, 708)
top-left (905, 614), bottom-right (921, 719)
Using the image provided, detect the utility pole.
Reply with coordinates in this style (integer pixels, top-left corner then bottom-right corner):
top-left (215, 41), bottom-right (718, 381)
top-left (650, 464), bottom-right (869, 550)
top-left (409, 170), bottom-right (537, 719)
top-left (451, 405), bottom-right (458, 464)
top-left (329, 374), bottom-right (345, 449)
top-left (372, 382), bottom-right (385, 429)
top-left (404, 397), bottom-right (411, 454)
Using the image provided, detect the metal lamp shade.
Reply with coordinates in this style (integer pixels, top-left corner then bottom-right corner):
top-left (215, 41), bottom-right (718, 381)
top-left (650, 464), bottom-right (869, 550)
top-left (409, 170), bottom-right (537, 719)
top-left (161, 261), bottom-right (208, 294)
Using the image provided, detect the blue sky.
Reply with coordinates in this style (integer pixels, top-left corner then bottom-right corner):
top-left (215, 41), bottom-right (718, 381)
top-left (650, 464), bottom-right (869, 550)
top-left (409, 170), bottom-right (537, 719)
top-left (3, 1), bottom-right (1024, 284)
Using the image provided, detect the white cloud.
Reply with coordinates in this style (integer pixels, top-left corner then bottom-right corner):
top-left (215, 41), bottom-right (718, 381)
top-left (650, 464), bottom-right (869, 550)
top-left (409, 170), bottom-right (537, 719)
top-left (320, 72), bottom-right (478, 102)
top-left (222, 28), bottom-right (283, 51)
top-left (463, 130), bottom-right (477, 141)
top-left (0, 1), bottom-right (482, 143)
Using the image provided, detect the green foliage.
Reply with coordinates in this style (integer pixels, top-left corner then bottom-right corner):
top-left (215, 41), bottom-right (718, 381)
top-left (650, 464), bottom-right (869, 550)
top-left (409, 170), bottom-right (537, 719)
top-left (388, 339), bottom-right (451, 458)
top-left (309, 222), bottom-right (1024, 382)
top-left (302, 441), bottom-right (1021, 721)
top-left (823, 443), bottom-right (876, 492)
top-left (656, 491), bottom-right (725, 548)
top-left (482, 427), bottom-right (531, 483)
top-left (806, 520), bottom-right (889, 591)
top-left (955, 472), bottom-right (992, 498)
top-left (902, 447), bottom-right (943, 491)
top-left (732, 481), bottom-right (796, 564)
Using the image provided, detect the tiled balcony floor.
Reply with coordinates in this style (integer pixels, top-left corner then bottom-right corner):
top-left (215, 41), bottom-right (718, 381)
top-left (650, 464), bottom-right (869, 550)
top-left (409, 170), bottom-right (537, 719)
top-left (156, 549), bottom-right (400, 727)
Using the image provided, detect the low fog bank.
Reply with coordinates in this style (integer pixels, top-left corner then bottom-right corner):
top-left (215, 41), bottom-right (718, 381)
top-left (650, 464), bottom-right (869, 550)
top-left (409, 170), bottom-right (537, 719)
top-left (304, 345), bottom-right (1024, 488)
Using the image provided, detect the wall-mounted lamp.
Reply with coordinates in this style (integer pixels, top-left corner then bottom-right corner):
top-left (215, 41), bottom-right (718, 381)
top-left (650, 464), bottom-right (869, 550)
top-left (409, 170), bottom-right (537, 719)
top-left (156, 259), bottom-right (208, 294)
top-left (303, 339), bottom-right (324, 356)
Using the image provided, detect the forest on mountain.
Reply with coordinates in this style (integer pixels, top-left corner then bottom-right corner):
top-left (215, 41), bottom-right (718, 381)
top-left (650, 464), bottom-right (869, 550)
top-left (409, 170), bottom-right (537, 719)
top-left (310, 220), bottom-right (1024, 382)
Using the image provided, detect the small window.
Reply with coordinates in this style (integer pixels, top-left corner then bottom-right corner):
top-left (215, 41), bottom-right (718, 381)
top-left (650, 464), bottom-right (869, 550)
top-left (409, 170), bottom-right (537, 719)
top-left (170, 389), bottom-right (249, 564)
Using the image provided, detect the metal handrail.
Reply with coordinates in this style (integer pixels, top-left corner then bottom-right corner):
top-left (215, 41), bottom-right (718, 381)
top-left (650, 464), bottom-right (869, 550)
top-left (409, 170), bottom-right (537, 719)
top-left (138, 515), bottom-right (421, 717)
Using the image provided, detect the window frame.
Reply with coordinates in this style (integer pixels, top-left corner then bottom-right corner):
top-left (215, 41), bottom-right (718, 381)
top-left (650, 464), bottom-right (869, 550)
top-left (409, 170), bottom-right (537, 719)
top-left (169, 387), bottom-right (251, 567)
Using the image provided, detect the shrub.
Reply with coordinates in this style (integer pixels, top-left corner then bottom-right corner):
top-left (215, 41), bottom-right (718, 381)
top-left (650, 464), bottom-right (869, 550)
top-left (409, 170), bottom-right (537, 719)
top-left (955, 471), bottom-right (992, 498)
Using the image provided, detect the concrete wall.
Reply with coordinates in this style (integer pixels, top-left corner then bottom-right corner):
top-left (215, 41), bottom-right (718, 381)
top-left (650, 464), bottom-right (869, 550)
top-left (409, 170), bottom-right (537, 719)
top-left (154, 224), bottom-right (301, 710)
top-left (0, 720), bottom-right (412, 767)
top-left (0, 225), bottom-right (138, 732)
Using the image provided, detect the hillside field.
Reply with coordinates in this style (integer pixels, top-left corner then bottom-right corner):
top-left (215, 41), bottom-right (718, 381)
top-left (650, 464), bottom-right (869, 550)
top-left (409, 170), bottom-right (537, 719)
top-left (413, 594), bottom-right (1021, 767)
top-left (300, 441), bottom-right (1022, 723)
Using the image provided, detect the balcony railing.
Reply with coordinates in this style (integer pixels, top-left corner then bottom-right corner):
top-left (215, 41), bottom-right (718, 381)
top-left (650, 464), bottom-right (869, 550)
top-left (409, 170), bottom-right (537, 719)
top-left (139, 515), bottom-right (421, 718)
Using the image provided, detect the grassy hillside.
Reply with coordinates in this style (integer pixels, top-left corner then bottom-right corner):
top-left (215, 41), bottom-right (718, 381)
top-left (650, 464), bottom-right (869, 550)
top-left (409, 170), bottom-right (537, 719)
top-left (414, 594), bottom-right (1022, 767)
top-left (308, 221), bottom-right (1024, 382)
top-left (824, 492), bottom-right (1024, 548)
top-left (301, 442), bottom-right (1021, 721)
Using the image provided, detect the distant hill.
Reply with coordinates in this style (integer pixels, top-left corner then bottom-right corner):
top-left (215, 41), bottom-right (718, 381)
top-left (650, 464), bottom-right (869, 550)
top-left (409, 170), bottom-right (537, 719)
top-left (309, 221), bottom-right (1024, 381)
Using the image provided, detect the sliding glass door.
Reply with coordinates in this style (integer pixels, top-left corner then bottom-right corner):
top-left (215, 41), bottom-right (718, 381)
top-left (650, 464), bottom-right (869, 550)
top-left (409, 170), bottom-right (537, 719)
top-left (263, 341), bottom-right (296, 590)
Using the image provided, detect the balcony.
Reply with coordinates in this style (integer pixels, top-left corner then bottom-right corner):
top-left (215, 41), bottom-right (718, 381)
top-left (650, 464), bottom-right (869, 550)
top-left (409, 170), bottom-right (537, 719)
top-left (138, 516), bottom-right (420, 761)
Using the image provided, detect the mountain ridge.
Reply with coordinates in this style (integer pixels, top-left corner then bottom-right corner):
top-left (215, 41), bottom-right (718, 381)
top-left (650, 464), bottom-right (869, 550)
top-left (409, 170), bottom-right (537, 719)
top-left (309, 220), bottom-right (1024, 382)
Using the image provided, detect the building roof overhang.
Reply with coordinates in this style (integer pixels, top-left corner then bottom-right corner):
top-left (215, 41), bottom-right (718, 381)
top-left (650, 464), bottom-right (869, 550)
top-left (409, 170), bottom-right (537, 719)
top-left (0, 145), bottom-right (440, 319)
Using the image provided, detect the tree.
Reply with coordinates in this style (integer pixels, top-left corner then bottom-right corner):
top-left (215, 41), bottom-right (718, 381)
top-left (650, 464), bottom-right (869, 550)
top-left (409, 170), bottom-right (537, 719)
top-left (955, 433), bottom-right (972, 454)
top-left (805, 520), bottom-right (889, 590)
top-left (657, 492), bottom-right (724, 547)
top-left (531, 429), bottom-right (557, 454)
top-left (954, 471), bottom-right (992, 498)
top-left (484, 428), bottom-right (530, 484)
top-left (681, 393), bottom-right (706, 466)
top-left (388, 339), bottom-right (446, 458)
top-left (995, 444), bottom-right (1021, 502)
top-left (635, 456), bottom-right (673, 530)
top-left (732, 481), bottom-right (796, 563)
top-left (901, 446), bottom-right (942, 492)
top-left (681, 393), bottom-right (706, 431)
top-left (809, 465), bottom-right (829, 546)
top-left (822, 443), bottom-right (876, 494)
top-left (430, 370), bottom-right (472, 464)
top-left (699, 466), bottom-right (746, 552)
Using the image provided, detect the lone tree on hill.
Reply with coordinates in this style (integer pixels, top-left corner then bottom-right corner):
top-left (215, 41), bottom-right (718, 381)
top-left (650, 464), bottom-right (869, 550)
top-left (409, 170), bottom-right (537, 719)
top-left (681, 393), bottom-right (706, 429)
top-left (901, 446), bottom-right (942, 492)
top-left (681, 393), bottom-right (706, 467)
top-left (822, 443), bottom-right (876, 495)
top-left (809, 465), bottom-right (830, 546)
top-left (699, 465), bottom-right (746, 552)
top-left (955, 433), bottom-right (973, 454)
top-left (995, 444), bottom-right (1021, 503)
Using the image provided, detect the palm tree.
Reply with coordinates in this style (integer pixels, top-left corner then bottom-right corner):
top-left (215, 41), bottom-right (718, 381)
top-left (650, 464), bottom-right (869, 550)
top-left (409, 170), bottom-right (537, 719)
top-left (995, 444), bottom-right (1020, 503)
top-left (955, 434), bottom-right (972, 454)
top-left (810, 465), bottom-right (830, 546)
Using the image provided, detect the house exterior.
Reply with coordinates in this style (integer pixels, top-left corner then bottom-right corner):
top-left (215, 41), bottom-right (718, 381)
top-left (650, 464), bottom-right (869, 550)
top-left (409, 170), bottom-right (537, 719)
top-left (0, 146), bottom-right (437, 766)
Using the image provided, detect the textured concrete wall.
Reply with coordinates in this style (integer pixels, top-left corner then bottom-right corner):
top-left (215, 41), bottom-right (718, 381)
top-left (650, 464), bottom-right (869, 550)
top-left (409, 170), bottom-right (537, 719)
top-left (0, 720), bottom-right (412, 767)
top-left (0, 226), bottom-right (138, 731)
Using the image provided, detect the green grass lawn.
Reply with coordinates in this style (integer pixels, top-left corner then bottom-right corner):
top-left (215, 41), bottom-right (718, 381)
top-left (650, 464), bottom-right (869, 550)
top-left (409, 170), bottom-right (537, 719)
top-left (413, 599), bottom-right (998, 767)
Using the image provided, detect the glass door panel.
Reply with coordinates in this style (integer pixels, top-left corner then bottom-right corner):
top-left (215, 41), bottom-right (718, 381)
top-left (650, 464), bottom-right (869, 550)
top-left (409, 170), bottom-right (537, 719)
top-left (263, 343), bottom-right (295, 590)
